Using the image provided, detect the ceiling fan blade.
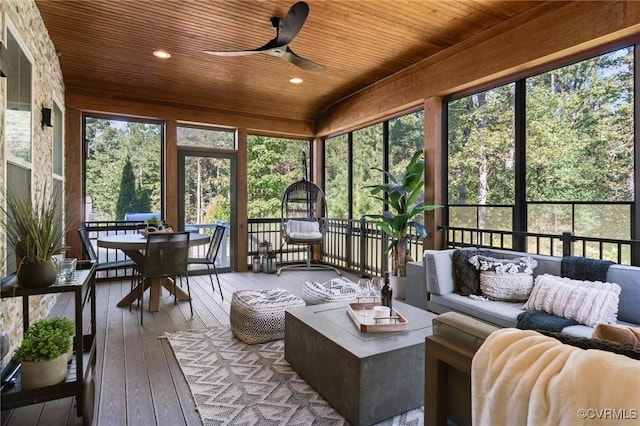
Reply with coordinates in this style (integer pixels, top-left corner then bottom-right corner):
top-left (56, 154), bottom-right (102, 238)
top-left (276, 46), bottom-right (325, 73)
top-left (204, 34), bottom-right (284, 56)
top-left (204, 49), bottom-right (262, 57)
top-left (277, 1), bottom-right (309, 45)
top-left (204, 2), bottom-right (323, 72)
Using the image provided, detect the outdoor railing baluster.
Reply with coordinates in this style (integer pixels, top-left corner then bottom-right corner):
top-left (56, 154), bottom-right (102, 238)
top-left (83, 218), bottom-right (640, 281)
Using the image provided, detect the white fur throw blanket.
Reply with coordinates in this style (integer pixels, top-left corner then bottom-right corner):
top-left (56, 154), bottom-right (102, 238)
top-left (472, 329), bottom-right (640, 425)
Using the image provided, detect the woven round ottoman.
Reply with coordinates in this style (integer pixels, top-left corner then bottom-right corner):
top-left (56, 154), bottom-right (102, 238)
top-left (302, 277), bottom-right (359, 305)
top-left (230, 288), bottom-right (305, 344)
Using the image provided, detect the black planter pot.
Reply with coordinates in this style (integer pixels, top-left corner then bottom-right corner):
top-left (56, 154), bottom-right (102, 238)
top-left (18, 260), bottom-right (58, 288)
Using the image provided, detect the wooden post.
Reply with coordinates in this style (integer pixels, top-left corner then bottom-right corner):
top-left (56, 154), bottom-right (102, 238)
top-left (164, 120), bottom-right (178, 229)
top-left (236, 128), bottom-right (249, 271)
top-left (424, 97), bottom-right (444, 250)
top-left (64, 109), bottom-right (84, 259)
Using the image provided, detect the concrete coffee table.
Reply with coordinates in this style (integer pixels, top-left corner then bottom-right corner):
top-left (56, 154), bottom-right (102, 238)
top-left (285, 300), bottom-right (436, 426)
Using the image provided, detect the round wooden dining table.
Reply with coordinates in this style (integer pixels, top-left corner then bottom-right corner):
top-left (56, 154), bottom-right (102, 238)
top-left (97, 232), bottom-right (210, 312)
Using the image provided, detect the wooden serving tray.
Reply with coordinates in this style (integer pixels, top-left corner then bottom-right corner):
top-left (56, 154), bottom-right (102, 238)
top-left (346, 302), bottom-right (409, 332)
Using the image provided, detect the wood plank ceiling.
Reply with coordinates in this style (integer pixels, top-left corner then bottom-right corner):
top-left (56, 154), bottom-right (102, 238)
top-left (36, 0), bottom-right (545, 128)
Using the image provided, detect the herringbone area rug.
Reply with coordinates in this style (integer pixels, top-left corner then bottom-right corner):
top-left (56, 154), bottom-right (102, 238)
top-left (165, 326), bottom-right (423, 425)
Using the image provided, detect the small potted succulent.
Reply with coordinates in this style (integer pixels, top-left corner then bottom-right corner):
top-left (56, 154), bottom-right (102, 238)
top-left (13, 316), bottom-right (75, 390)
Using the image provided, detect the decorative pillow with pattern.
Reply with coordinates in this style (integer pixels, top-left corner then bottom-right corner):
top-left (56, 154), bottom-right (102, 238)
top-left (469, 255), bottom-right (537, 274)
top-left (468, 255), bottom-right (538, 302)
top-left (452, 248), bottom-right (496, 295)
top-left (523, 274), bottom-right (621, 327)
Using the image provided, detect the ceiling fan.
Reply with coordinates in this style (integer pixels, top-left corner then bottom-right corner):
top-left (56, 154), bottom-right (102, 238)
top-left (204, 1), bottom-right (325, 73)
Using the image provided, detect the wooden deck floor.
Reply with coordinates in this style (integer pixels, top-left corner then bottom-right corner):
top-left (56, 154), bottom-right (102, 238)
top-left (1, 269), bottom-right (354, 426)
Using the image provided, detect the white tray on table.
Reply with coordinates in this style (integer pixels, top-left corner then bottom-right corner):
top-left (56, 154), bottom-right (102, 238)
top-left (346, 302), bottom-right (409, 332)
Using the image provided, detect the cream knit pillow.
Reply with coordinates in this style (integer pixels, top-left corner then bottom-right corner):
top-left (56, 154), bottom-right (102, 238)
top-left (468, 255), bottom-right (538, 301)
top-left (523, 274), bottom-right (621, 327)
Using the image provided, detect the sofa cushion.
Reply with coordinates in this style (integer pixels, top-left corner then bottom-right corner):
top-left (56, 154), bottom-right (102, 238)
top-left (430, 293), bottom-right (525, 328)
top-left (433, 311), bottom-right (499, 352)
top-left (452, 248), bottom-right (495, 296)
top-left (523, 274), bottom-right (621, 327)
top-left (607, 264), bottom-right (640, 324)
top-left (592, 323), bottom-right (640, 347)
top-left (469, 255), bottom-right (537, 301)
top-left (424, 249), bottom-right (456, 295)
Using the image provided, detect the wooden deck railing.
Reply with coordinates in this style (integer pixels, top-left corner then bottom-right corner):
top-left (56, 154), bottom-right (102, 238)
top-left (84, 219), bottom-right (640, 281)
top-left (440, 225), bottom-right (640, 266)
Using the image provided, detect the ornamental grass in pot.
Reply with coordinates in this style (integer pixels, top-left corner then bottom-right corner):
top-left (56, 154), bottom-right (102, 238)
top-left (13, 317), bottom-right (74, 390)
top-left (2, 184), bottom-right (66, 287)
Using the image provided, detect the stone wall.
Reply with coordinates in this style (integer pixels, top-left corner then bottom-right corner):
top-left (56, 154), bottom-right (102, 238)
top-left (0, 0), bottom-right (65, 366)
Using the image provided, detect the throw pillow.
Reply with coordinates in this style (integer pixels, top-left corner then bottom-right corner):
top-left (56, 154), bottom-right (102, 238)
top-left (516, 309), bottom-right (580, 332)
top-left (523, 274), bottom-right (621, 327)
top-left (286, 219), bottom-right (322, 240)
top-left (452, 248), bottom-right (495, 296)
top-left (592, 323), bottom-right (640, 348)
top-left (468, 255), bottom-right (538, 302)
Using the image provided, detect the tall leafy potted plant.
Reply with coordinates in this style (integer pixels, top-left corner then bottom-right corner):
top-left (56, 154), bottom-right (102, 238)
top-left (365, 149), bottom-right (441, 297)
top-left (2, 184), bottom-right (66, 287)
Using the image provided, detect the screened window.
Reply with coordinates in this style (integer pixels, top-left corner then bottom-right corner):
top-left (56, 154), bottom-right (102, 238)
top-left (447, 84), bottom-right (515, 231)
top-left (446, 45), bottom-right (635, 260)
top-left (84, 116), bottom-right (163, 221)
top-left (526, 48), bottom-right (634, 203)
top-left (526, 47), bottom-right (634, 243)
top-left (177, 125), bottom-right (236, 226)
top-left (389, 110), bottom-right (424, 181)
top-left (177, 125), bottom-right (235, 149)
top-left (247, 135), bottom-right (310, 219)
top-left (324, 134), bottom-right (348, 219)
top-left (323, 110), bottom-right (425, 221)
top-left (352, 124), bottom-right (383, 218)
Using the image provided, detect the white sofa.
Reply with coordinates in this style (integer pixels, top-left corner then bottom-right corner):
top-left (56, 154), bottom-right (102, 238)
top-left (420, 248), bottom-right (640, 337)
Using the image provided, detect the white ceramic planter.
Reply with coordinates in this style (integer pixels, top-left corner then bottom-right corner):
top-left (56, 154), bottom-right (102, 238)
top-left (20, 353), bottom-right (68, 390)
top-left (390, 275), bottom-right (406, 300)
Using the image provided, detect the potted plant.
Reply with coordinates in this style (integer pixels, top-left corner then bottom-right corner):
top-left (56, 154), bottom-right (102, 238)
top-left (2, 184), bottom-right (66, 287)
top-left (365, 149), bottom-right (441, 298)
top-left (13, 316), bottom-right (74, 390)
top-left (48, 316), bottom-right (76, 362)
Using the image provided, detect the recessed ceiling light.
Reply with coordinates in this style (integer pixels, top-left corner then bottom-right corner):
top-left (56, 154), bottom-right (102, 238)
top-left (153, 50), bottom-right (171, 59)
top-left (289, 77), bottom-right (303, 84)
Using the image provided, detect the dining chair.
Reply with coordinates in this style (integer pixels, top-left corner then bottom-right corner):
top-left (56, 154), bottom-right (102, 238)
top-left (188, 225), bottom-right (225, 300)
top-left (78, 226), bottom-right (137, 272)
top-left (137, 232), bottom-right (191, 325)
